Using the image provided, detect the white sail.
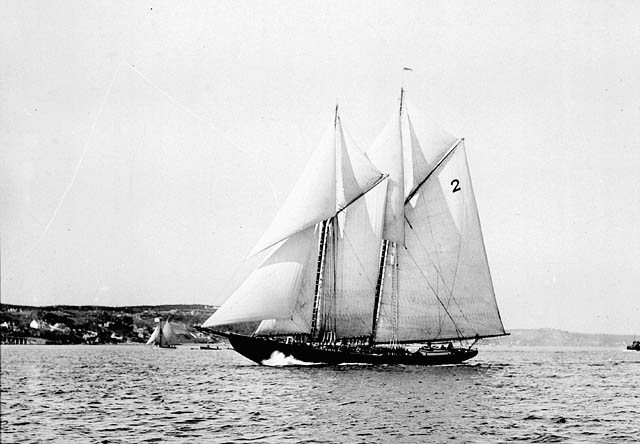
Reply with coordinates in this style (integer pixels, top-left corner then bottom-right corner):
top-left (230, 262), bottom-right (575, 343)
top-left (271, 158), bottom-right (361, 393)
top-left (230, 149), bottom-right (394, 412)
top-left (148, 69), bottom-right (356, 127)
top-left (401, 103), bottom-right (458, 199)
top-left (162, 322), bottom-right (180, 346)
top-left (367, 108), bottom-right (405, 244)
top-left (256, 122), bottom-right (384, 337)
top-left (254, 227), bottom-right (321, 335)
top-left (374, 142), bottom-right (505, 342)
top-left (250, 123), bottom-right (336, 255)
top-left (320, 179), bottom-right (388, 338)
top-left (202, 225), bottom-right (319, 328)
top-left (336, 118), bottom-right (384, 210)
top-left (146, 325), bottom-right (160, 345)
top-left (250, 115), bottom-right (384, 256)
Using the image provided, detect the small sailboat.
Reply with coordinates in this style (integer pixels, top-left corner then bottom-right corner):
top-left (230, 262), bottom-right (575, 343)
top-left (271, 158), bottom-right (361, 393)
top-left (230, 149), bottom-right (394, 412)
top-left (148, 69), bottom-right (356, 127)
top-left (202, 88), bottom-right (508, 365)
top-left (146, 319), bottom-right (180, 348)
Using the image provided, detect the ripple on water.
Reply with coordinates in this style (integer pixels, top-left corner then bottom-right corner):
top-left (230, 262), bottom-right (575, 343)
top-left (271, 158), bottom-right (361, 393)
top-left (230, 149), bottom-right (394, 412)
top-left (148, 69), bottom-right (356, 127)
top-left (1, 345), bottom-right (639, 443)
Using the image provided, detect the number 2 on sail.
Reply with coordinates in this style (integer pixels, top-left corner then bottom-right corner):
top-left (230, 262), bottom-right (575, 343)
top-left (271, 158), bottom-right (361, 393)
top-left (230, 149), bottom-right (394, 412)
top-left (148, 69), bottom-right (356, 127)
top-left (450, 179), bottom-right (461, 193)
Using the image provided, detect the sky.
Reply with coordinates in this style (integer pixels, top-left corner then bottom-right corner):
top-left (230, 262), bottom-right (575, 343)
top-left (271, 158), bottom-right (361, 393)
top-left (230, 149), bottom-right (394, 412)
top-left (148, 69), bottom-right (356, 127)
top-left (1, 0), bottom-right (639, 335)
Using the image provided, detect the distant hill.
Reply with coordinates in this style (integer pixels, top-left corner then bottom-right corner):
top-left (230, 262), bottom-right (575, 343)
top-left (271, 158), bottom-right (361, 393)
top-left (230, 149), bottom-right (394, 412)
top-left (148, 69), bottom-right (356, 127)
top-left (485, 328), bottom-right (635, 348)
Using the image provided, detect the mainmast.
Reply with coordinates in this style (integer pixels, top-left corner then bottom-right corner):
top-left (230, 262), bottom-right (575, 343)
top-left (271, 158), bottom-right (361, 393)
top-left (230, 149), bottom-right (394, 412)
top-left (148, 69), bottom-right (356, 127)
top-left (370, 240), bottom-right (389, 343)
top-left (370, 87), bottom-right (404, 345)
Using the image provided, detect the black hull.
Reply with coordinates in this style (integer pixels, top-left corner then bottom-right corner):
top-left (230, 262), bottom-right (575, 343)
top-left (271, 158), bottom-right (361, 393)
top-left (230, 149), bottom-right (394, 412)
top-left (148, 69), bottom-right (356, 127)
top-left (226, 333), bottom-right (478, 366)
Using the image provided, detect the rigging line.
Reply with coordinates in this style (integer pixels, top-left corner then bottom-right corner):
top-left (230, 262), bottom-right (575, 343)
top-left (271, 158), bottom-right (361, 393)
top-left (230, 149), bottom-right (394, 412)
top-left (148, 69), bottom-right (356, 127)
top-left (402, 223), bottom-right (463, 338)
top-left (405, 138), bottom-right (463, 205)
top-left (339, 222), bottom-right (379, 292)
top-left (414, 185), bottom-right (472, 335)
top-left (405, 191), bottom-right (453, 336)
top-left (130, 64), bottom-right (287, 208)
top-left (330, 176), bottom-right (390, 295)
top-left (443, 206), bottom-right (476, 334)
top-left (418, 209), bottom-right (446, 338)
top-left (406, 181), bottom-right (473, 336)
top-left (130, 64), bottom-right (287, 266)
top-left (336, 173), bottom-right (388, 216)
top-left (129, 65), bottom-right (244, 153)
top-left (27, 64), bottom-right (122, 258)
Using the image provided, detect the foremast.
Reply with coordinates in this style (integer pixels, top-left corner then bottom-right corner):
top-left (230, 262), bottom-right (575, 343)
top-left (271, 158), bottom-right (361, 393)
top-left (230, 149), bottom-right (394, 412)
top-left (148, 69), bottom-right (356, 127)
top-left (309, 105), bottom-right (340, 342)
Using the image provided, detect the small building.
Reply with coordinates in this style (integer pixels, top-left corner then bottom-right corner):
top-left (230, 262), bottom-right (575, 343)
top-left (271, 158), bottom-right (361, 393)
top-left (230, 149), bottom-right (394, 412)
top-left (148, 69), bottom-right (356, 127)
top-left (51, 323), bottom-right (71, 334)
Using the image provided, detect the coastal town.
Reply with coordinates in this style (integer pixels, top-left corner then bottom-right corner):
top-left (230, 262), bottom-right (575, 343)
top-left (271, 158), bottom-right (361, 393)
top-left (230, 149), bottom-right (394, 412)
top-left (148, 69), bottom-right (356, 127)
top-left (0, 304), bottom-right (227, 345)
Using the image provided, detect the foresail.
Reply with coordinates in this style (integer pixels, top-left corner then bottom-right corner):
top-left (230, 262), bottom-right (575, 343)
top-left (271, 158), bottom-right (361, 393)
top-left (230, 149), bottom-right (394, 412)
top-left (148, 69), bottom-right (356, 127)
top-left (374, 143), bottom-right (505, 343)
top-left (321, 179), bottom-right (388, 338)
top-left (250, 123), bottom-right (336, 255)
top-left (202, 225), bottom-right (319, 328)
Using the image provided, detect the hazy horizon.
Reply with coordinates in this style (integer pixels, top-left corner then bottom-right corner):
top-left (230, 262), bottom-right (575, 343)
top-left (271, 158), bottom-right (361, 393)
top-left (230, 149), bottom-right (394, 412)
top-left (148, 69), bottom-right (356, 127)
top-left (2, 1), bottom-right (639, 335)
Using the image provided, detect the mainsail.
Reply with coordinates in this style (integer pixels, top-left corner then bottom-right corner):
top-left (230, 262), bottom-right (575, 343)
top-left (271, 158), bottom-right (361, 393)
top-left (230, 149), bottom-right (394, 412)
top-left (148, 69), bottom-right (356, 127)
top-left (373, 140), bottom-right (505, 343)
top-left (203, 91), bottom-right (506, 346)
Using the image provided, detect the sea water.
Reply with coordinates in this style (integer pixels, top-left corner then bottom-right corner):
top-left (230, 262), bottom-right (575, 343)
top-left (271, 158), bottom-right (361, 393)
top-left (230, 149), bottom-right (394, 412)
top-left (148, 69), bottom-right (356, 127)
top-left (1, 344), bottom-right (638, 443)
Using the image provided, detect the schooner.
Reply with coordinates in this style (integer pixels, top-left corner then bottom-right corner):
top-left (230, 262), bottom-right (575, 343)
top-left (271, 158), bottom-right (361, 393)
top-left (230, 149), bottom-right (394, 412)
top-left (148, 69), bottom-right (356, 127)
top-left (202, 89), bottom-right (507, 365)
top-left (146, 318), bottom-right (180, 348)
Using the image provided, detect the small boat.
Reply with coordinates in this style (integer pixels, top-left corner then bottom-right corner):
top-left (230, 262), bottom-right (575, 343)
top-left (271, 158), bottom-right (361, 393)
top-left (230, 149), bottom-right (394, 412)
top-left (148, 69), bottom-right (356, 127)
top-left (199, 344), bottom-right (221, 350)
top-left (627, 340), bottom-right (640, 351)
top-left (203, 87), bottom-right (508, 365)
top-left (146, 319), bottom-right (180, 348)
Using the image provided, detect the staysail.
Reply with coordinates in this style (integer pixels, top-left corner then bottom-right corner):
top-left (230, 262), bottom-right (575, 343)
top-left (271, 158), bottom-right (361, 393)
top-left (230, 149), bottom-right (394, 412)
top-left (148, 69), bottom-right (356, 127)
top-left (202, 225), bottom-right (319, 328)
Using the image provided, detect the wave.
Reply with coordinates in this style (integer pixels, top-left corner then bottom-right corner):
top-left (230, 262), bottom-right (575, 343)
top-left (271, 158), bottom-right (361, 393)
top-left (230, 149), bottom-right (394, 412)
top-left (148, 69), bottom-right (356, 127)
top-left (260, 351), bottom-right (323, 366)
